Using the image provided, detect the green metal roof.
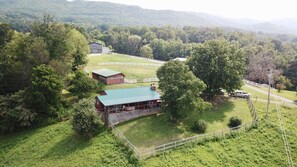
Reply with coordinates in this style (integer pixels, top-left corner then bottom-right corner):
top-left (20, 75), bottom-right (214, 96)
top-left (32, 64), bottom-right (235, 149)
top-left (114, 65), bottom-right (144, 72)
top-left (97, 87), bottom-right (160, 106)
top-left (92, 69), bottom-right (123, 77)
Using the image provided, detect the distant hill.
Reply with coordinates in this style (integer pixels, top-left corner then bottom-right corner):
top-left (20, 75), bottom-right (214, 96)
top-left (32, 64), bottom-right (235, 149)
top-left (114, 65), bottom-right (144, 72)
top-left (0, 0), bottom-right (214, 27)
top-left (0, 0), bottom-right (296, 34)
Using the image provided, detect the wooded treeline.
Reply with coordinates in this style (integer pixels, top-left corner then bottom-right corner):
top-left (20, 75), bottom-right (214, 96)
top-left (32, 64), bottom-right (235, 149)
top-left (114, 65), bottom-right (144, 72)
top-left (1, 18), bottom-right (297, 132)
top-left (88, 25), bottom-right (297, 89)
top-left (0, 17), bottom-right (100, 133)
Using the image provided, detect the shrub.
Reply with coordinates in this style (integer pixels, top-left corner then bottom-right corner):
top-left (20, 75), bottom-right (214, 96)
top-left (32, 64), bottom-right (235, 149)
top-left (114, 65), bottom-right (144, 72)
top-left (72, 99), bottom-right (104, 138)
top-left (0, 90), bottom-right (37, 133)
top-left (228, 116), bottom-right (242, 128)
top-left (68, 70), bottom-right (104, 99)
top-left (192, 120), bottom-right (207, 133)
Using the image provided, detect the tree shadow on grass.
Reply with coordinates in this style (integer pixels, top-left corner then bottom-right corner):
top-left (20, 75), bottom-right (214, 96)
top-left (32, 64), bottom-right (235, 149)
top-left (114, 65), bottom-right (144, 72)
top-left (183, 98), bottom-right (236, 131)
top-left (43, 134), bottom-right (91, 159)
top-left (121, 114), bottom-right (185, 149)
top-left (119, 98), bottom-right (236, 149)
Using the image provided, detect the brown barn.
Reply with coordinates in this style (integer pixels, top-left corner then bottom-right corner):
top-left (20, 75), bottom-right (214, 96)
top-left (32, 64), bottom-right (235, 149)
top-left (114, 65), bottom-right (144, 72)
top-left (92, 69), bottom-right (125, 85)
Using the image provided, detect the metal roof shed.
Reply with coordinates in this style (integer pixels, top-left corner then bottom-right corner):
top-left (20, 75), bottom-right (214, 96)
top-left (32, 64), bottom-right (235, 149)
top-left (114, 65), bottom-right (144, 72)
top-left (97, 87), bottom-right (160, 106)
top-left (92, 69), bottom-right (125, 85)
top-left (92, 69), bottom-right (123, 77)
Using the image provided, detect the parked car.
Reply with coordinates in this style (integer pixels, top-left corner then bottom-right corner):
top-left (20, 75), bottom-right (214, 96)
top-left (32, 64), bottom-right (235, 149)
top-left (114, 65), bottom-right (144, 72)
top-left (229, 90), bottom-right (250, 99)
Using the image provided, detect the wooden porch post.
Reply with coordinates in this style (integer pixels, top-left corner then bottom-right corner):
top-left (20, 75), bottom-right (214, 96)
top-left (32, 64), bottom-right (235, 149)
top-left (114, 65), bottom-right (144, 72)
top-left (104, 107), bottom-right (109, 127)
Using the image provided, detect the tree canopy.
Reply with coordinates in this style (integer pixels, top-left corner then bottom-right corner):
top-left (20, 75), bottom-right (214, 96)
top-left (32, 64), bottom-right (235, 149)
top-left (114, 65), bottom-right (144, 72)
top-left (188, 39), bottom-right (246, 98)
top-left (157, 60), bottom-right (210, 123)
top-left (24, 65), bottom-right (63, 122)
top-left (68, 70), bottom-right (103, 99)
top-left (72, 98), bottom-right (104, 138)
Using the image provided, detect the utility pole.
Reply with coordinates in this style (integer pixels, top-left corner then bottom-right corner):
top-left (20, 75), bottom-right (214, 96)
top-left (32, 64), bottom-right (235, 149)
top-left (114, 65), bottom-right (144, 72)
top-left (266, 69), bottom-right (272, 118)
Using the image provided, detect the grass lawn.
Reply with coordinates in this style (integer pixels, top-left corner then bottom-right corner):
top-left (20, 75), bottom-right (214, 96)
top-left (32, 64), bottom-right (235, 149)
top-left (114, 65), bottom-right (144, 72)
top-left (242, 85), bottom-right (277, 101)
top-left (88, 53), bottom-right (163, 64)
top-left (1, 101), bottom-right (296, 166)
top-left (0, 122), bottom-right (135, 167)
top-left (116, 98), bottom-right (252, 150)
top-left (143, 101), bottom-right (297, 167)
top-left (87, 65), bottom-right (158, 79)
top-left (105, 82), bottom-right (158, 90)
top-left (85, 54), bottom-right (161, 79)
top-left (259, 87), bottom-right (297, 101)
top-left (184, 98), bottom-right (252, 132)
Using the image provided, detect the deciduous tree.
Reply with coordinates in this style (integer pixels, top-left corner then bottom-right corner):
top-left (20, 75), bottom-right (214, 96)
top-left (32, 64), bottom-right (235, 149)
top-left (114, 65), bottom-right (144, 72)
top-left (139, 45), bottom-right (153, 59)
top-left (72, 98), bottom-right (104, 138)
top-left (24, 65), bottom-right (63, 122)
top-left (157, 60), bottom-right (210, 123)
top-left (68, 70), bottom-right (103, 99)
top-left (188, 39), bottom-right (246, 99)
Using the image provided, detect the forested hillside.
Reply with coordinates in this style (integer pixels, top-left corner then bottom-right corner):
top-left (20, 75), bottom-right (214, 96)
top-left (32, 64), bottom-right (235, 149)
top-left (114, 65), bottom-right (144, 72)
top-left (90, 25), bottom-right (297, 90)
top-left (1, 0), bottom-right (297, 35)
top-left (0, 0), bottom-right (212, 30)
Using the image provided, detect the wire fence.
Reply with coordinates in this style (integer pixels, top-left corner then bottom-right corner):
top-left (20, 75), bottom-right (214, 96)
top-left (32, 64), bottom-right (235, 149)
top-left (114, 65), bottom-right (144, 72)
top-left (244, 79), bottom-right (269, 88)
top-left (124, 78), bottom-right (159, 84)
top-left (109, 98), bottom-right (258, 160)
top-left (109, 121), bottom-right (140, 156)
top-left (122, 55), bottom-right (166, 64)
top-left (98, 62), bottom-right (162, 67)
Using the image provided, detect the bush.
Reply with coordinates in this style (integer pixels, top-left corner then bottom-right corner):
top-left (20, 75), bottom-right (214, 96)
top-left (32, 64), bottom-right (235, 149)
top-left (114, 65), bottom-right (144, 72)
top-left (228, 116), bottom-right (242, 128)
top-left (192, 120), bottom-right (207, 133)
top-left (72, 99), bottom-right (104, 138)
top-left (68, 70), bottom-right (104, 99)
top-left (0, 90), bottom-right (37, 133)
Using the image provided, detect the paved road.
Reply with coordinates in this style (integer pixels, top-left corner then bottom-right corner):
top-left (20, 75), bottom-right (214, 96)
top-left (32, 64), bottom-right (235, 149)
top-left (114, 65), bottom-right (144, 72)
top-left (245, 84), bottom-right (296, 104)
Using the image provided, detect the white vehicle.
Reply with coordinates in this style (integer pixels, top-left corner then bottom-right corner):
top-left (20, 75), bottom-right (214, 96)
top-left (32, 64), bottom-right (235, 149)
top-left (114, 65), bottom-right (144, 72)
top-left (230, 90), bottom-right (250, 99)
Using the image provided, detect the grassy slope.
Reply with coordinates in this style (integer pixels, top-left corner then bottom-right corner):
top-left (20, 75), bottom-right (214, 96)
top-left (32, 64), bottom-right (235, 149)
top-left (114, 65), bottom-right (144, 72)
top-left (1, 101), bottom-right (296, 166)
top-left (142, 101), bottom-right (297, 167)
top-left (0, 122), bottom-right (134, 167)
top-left (242, 85), bottom-right (277, 101)
top-left (87, 54), bottom-right (162, 64)
top-left (85, 54), bottom-right (161, 79)
top-left (104, 82), bottom-right (158, 90)
top-left (260, 87), bottom-right (297, 101)
top-left (242, 84), bottom-right (297, 102)
top-left (117, 98), bottom-right (252, 150)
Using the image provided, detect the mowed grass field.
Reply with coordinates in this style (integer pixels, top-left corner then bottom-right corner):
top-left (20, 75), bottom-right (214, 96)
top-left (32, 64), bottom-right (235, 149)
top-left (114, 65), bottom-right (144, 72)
top-left (1, 101), bottom-right (296, 166)
top-left (117, 98), bottom-right (252, 150)
top-left (85, 54), bottom-right (162, 79)
top-left (242, 84), bottom-right (297, 102)
top-left (259, 87), bottom-right (297, 101)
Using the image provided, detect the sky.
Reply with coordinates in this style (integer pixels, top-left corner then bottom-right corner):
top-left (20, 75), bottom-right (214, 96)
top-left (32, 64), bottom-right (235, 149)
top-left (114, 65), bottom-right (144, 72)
top-left (85, 0), bottom-right (297, 21)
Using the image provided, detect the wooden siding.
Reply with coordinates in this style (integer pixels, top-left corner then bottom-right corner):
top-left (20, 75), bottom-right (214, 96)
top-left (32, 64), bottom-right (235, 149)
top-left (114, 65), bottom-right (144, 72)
top-left (92, 73), bottom-right (124, 85)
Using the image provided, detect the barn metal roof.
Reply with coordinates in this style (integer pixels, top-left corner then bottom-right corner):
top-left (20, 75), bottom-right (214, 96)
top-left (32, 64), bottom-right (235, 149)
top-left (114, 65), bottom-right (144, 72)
top-left (92, 69), bottom-right (123, 77)
top-left (97, 87), bottom-right (160, 106)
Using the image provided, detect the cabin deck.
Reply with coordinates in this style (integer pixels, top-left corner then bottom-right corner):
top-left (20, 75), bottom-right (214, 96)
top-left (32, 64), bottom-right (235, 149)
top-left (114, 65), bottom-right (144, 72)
top-left (108, 107), bottom-right (161, 125)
